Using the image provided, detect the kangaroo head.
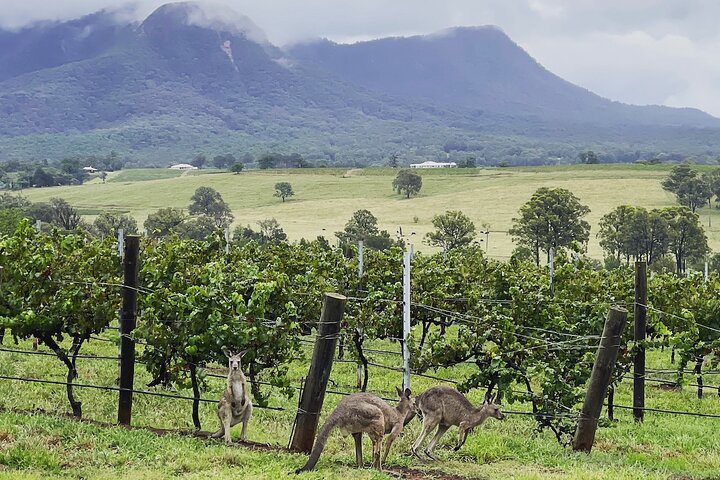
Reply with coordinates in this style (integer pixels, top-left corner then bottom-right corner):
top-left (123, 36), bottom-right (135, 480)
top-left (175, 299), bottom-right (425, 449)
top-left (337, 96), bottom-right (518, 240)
top-left (395, 386), bottom-right (415, 414)
top-left (481, 393), bottom-right (505, 421)
top-left (223, 348), bottom-right (247, 372)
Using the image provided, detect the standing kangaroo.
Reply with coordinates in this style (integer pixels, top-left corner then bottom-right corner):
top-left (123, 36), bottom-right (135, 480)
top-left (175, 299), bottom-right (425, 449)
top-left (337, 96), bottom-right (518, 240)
top-left (295, 387), bottom-right (414, 473)
top-left (411, 386), bottom-right (504, 460)
top-left (210, 350), bottom-right (252, 444)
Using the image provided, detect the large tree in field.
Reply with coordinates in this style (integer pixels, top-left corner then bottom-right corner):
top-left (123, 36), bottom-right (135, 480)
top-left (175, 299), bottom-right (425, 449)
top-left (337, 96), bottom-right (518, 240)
top-left (598, 206), bottom-right (668, 264)
top-left (510, 187), bottom-right (590, 265)
top-left (425, 210), bottom-right (476, 253)
top-left (660, 206), bottom-right (708, 274)
top-left (335, 209), bottom-right (397, 250)
top-left (188, 186), bottom-right (233, 228)
top-left (392, 169), bottom-right (422, 198)
top-left (274, 182), bottom-right (294, 202)
top-left (661, 163), bottom-right (712, 212)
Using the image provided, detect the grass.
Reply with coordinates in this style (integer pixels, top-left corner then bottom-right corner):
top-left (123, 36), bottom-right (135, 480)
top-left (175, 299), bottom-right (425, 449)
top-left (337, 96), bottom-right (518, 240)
top-left (2, 330), bottom-right (720, 479)
top-left (19, 165), bottom-right (720, 259)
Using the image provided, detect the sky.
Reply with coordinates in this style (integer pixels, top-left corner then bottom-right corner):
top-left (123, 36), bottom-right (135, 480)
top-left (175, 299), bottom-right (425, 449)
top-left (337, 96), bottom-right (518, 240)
top-left (1, 0), bottom-right (719, 116)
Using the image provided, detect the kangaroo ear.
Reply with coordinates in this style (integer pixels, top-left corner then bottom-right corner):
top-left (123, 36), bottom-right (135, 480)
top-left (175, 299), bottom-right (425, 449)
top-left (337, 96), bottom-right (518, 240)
top-left (396, 386), bottom-right (403, 397)
top-left (404, 388), bottom-right (412, 398)
top-left (221, 346), bottom-right (232, 358)
top-left (238, 349), bottom-right (248, 359)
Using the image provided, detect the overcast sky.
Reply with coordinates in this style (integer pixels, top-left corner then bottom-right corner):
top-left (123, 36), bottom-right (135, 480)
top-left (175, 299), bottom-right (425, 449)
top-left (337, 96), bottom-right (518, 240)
top-left (1, 0), bottom-right (719, 116)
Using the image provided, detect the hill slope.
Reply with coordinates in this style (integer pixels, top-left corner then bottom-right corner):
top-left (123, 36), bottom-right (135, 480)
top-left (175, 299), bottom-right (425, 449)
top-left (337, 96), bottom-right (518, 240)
top-left (0, 2), bottom-right (719, 165)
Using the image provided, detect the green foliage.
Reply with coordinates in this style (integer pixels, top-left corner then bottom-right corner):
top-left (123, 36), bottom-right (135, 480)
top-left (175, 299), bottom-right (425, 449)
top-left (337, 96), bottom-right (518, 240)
top-left (425, 210), bottom-right (477, 252)
top-left (188, 187), bottom-right (233, 228)
top-left (234, 219), bottom-right (287, 244)
top-left (273, 182), bottom-right (294, 202)
top-left (510, 187), bottom-right (590, 265)
top-left (579, 151), bottom-right (599, 164)
top-left (335, 209), bottom-right (399, 251)
top-left (144, 208), bottom-right (187, 238)
top-left (213, 154), bottom-right (236, 169)
top-left (598, 206), bottom-right (668, 265)
top-left (0, 221), bottom-right (121, 414)
top-left (392, 169), bottom-right (422, 198)
top-left (230, 162), bottom-right (244, 174)
top-left (92, 212), bottom-right (138, 238)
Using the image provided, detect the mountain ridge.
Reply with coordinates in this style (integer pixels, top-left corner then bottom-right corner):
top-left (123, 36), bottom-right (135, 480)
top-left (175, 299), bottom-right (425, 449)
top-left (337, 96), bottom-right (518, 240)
top-left (0, 2), bottom-right (719, 165)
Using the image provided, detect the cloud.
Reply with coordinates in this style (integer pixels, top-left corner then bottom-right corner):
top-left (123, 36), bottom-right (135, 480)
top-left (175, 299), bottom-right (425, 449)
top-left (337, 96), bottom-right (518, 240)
top-left (0, 0), bottom-right (719, 116)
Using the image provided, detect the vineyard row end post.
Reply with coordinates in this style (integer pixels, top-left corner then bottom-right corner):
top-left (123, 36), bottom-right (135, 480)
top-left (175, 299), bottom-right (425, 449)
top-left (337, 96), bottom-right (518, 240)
top-left (634, 261), bottom-right (647, 423)
top-left (572, 306), bottom-right (627, 453)
top-left (118, 235), bottom-right (140, 425)
top-left (290, 292), bottom-right (346, 453)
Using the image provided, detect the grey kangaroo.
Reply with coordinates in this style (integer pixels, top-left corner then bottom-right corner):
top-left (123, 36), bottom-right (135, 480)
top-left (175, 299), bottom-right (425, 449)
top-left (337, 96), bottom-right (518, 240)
top-left (295, 387), bottom-right (414, 473)
top-left (410, 386), bottom-right (504, 460)
top-left (210, 350), bottom-right (252, 444)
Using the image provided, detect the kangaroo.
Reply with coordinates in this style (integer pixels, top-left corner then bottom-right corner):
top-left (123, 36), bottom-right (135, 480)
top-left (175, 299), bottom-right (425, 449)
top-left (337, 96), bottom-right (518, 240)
top-left (295, 387), bottom-right (414, 473)
top-left (210, 350), bottom-right (252, 444)
top-left (411, 386), bottom-right (504, 460)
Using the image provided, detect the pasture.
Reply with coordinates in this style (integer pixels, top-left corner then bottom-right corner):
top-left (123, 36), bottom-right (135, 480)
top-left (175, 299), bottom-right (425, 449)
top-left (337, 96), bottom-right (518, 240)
top-left (1, 335), bottom-right (720, 479)
top-left (20, 164), bottom-right (720, 259)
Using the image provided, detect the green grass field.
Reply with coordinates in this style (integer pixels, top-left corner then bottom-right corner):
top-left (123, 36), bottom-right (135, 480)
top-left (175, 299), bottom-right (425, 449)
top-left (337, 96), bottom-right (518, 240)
top-left (2, 333), bottom-right (720, 479)
top-left (20, 164), bottom-right (720, 259)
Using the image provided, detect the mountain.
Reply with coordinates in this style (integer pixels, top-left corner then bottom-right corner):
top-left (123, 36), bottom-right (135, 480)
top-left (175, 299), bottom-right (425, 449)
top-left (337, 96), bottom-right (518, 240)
top-left (0, 2), bottom-right (719, 166)
top-left (289, 27), bottom-right (719, 129)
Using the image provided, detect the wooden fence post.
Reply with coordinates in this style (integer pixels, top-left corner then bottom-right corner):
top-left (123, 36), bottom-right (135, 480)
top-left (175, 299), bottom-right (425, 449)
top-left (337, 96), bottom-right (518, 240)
top-left (290, 293), bottom-right (346, 453)
top-left (117, 235), bottom-right (140, 425)
top-left (634, 261), bottom-right (647, 422)
top-left (573, 306), bottom-right (627, 453)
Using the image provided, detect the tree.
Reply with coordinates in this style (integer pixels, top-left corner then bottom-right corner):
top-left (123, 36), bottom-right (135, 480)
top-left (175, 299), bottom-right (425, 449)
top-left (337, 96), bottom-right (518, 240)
top-left (175, 215), bottom-right (217, 240)
top-left (188, 187), bottom-right (233, 227)
top-left (230, 162), bottom-right (244, 174)
top-left (93, 213), bottom-right (138, 238)
top-left (144, 208), bottom-right (187, 238)
top-left (425, 210), bottom-right (476, 252)
top-left (258, 155), bottom-right (276, 170)
top-left (234, 218), bottom-right (288, 244)
top-left (392, 169), bottom-right (422, 198)
top-left (49, 198), bottom-right (83, 230)
top-left (675, 176), bottom-right (712, 212)
top-left (662, 163), bottom-right (696, 193)
top-left (335, 209), bottom-right (398, 250)
top-left (274, 182), bottom-right (294, 202)
top-left (661, 206), bottom-right (708, 274)
top-left (703, 169), bottom-right (720, 207)
top-left (191, 154), bottom-right (207, 169)
top-left (99, 171), bottom-right (108, 183)
top-left (213, 154), bottom-right (236, 169)
top-left (509, 187), bottom-right (590, 265)
top-left (0, 208), bottom-right (25, 236)
top-left (598, 206), bottom-right (668, 264)
top-left (387, 153), bottom-right (399, 168)
top-left (579, 151), bottom-right (599, 164)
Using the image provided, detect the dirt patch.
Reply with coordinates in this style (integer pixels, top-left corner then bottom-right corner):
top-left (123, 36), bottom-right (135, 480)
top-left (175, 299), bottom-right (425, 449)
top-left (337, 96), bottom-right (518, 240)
top-left (0, 431), bottom-right (14, 443)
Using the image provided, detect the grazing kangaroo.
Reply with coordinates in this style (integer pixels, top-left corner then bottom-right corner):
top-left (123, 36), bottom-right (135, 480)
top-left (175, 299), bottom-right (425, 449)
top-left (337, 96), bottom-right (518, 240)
top-left (210, 350), bottom-right (252, 444)
top-left (411, 386), bottom-right (504, 460)
top-left (295, 387), bottom-right (414, 473)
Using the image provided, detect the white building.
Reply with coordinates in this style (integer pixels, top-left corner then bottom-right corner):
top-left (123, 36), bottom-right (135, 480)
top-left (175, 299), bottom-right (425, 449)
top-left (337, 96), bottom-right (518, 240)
top-left (169, 163), bottom-right (198, 170)
top-left (409, 161), bottom-right (457, 169)
top-left (82, 166), bottom-right (98, 173)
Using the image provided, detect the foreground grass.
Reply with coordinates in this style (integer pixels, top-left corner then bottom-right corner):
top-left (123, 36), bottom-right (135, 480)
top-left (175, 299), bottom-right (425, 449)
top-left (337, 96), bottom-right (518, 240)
top-left (20, 164), bottom-right (720, 258)
top-left (2, 331), bottom-right (720, 479)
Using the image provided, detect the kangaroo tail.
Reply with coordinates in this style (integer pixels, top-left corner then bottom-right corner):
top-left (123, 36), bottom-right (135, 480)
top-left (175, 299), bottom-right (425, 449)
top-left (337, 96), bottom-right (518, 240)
top-left (295, 413), bottom-right (339, 473)
top-left (209, 425), bottom-right (224, 438)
